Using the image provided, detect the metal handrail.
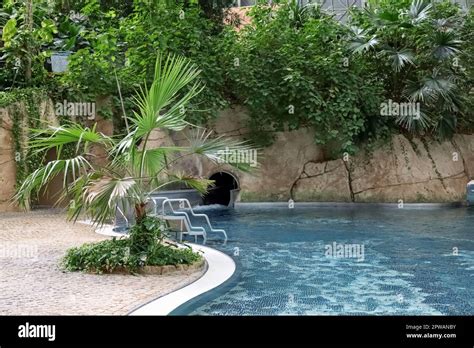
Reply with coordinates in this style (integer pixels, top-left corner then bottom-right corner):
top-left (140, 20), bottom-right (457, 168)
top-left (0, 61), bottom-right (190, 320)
top-left (150, 196), bottom-right (206, 243)
top-left (160, 198), bottom-right (228, 242)
top-left (115, 205), bottom-right (129, 227)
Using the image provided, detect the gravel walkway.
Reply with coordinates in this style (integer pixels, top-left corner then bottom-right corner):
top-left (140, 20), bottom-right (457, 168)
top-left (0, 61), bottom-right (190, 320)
top-left (0, 210), bottom-right (205, 315)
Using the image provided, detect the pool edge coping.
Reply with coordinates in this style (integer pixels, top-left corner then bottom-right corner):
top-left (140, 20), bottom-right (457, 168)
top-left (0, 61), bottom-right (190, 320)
top-left (235, 201), bottom-right (466, 208)
top-left (128, 243), bottom-right (235, 316)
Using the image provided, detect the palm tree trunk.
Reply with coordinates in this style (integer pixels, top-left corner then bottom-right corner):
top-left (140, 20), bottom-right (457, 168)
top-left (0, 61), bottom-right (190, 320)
top-left (134, 202), bottom-right (147, 224)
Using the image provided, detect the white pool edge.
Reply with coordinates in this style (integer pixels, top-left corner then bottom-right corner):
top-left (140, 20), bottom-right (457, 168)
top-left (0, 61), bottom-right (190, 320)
top-left (129, 243), bottom-right (235, 316)
top-left (235, 201), bottom-right (465, 209)
top-left (78, 219), bottom-right (127, 237)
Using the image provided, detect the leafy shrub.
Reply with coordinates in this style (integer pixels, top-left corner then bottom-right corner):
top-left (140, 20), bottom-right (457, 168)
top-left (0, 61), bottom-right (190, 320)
top-left (0, 0), bottom-right (58, 89)
top-left (459, 7), bottom-right (474, 132)
top-left (2, 0), bottom-right (473, 155)
top-left (59, 1), bottom-right (231, 126)
top-left (223, 0), bottom-right (384, 154)
top-left (63, 238), bottom-right (130, 273)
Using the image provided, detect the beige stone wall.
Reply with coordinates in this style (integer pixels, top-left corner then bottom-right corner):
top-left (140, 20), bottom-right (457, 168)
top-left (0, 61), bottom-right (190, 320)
top-left (0, 106), bottom-right (19, 212)
top-left (292, 134), bottom-right (473, 203)
top-left (153, 106), bottom-right (473, 203)
top-left (2, 100), bottom-right (472, 210)
top-left (345, 135), bottom-right (470, 203)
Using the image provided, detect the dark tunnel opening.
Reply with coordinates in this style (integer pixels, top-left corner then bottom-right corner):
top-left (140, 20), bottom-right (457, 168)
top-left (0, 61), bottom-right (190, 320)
top-left (204, 172), bottom-right (239, 206)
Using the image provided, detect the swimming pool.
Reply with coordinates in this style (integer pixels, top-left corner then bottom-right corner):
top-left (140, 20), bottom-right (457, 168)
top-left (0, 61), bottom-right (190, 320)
top-left (171, 204), bottom-right (474, 315)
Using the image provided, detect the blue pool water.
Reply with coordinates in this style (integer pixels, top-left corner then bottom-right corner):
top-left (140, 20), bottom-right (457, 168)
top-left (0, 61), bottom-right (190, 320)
top-left (172, 205), bottom-right (474, 315)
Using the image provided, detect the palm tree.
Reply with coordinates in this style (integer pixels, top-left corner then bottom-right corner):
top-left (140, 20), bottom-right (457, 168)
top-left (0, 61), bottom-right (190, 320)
top-left (348, 0), bottom-right (466, 137)
top-left (15, 52), bottom-right (253, 228)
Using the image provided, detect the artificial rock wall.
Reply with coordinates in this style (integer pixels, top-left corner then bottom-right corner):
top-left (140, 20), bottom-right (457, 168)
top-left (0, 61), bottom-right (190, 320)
top-left (161, 106), bottom-right (474, 203)
top-left (2, 102), bottom-right (472, 213)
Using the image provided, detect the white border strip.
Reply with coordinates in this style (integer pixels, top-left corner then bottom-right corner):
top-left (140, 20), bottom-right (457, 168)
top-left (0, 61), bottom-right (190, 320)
top-left (235, 202), bottom-right (464, 209)
top-left (129, 243), bottom-right (235, 316)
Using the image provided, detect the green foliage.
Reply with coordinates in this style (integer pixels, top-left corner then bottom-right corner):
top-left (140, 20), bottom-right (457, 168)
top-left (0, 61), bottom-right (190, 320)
top-left (62, 217), bottom-right (202, 273)
top-left (459, 7), bottom-right (474, 132)
top-left (1, 0), bottom-right (473, 157)
top-left (128, 215), bottom-right (165, 254)
top-left (224, 0), bottom-right (384, 154)
top-left (63, 238), bottom-right (130, 273)
top-left (1, 0), bottom-right (233, 128)
top-left (183, 0), bottom-right (235, 27)
top-left (0, 0), bottom-right (58, 88)
top-left (349, 0), bottom-right (472, 139)
top-left (57, 1), bottom-right (231, 126)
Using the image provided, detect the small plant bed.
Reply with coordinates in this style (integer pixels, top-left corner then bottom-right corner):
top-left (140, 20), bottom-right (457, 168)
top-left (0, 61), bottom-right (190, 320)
top-left (62, 217), bottom-right (204, 274)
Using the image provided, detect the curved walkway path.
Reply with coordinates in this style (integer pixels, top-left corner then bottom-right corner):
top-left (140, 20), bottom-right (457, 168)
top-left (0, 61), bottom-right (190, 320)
top-left (0, 209), bottom-right (205, 315)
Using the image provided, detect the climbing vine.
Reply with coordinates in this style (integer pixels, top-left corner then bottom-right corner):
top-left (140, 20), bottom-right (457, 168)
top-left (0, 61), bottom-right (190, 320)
top-left (0, 88), bottom-right (48, 190)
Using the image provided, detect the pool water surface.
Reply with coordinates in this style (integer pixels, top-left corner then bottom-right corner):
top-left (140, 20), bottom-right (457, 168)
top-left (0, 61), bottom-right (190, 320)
top-left (171, 205), bottom-right (474, 315)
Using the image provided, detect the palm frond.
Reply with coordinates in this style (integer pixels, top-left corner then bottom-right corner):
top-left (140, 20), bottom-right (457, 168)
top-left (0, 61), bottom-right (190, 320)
top-left (406, 74), bottom-right (457, 105)
top-left (14, 155), bottom-right (93, 210)
top-left (166, 173), bottom-right (215, 195)
top-left (395, 108), bottom-right (433, 132)
top-left (407, 0), bottom-right (432, 24)
top-left (134, 147), bottom-right (184, 179)
top-left (348, 27), bottom-right (378, 54)
top-left (29, 123), bottom-right (113, 157)
top-left (432, 18), bottom-right (456, 31)
top-left (63, 173), bottom-right (93, 223)
top-left (381, 48), bottom-right (415, 72)
top-left (82, 176), bottom-right (141, 227)
top-left (362, 5), bottom-right (399, 26)
top-left (434, 113), bottom-right (457, 139)
top-left (184, 129), bottom-right (258, 171)
top-left (132, 53), bottom-right (203, 138)
top-left (432, 31), bottom-right (462, 60)
top-left (111, 128), bottom-right (137, 159)
top-left (287, 0), bottom-right (322, 27)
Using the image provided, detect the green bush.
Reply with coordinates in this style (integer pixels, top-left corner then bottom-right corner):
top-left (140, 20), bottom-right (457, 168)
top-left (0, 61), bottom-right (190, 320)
top-left (223, 0), bottom-right (384, 154)
top-left (62, 216), bottom-right (202, 273)
top-left (349, 0), bottom-right (473, 138)
top-left (2, 0), bottom-right (472, 156)
top-left (59, 1), bottom-right (230, 126)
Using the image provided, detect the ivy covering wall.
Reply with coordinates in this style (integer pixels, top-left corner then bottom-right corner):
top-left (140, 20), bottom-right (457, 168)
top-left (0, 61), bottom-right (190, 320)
top-left (0, 89), bottom-right (46, 188)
